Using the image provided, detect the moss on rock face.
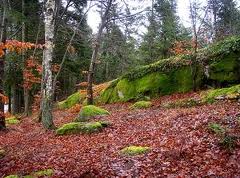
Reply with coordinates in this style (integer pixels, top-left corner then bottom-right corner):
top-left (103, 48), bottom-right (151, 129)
top-left (56, 121), bottom-right (104, 135)
top-left (208, 53), bottom-right (240, 83)
top-left (120, 146), bottom-right (150, 156)
top-left (6, 116), bottom-right (20, 125)
top-left (98, 36), bottom-right (240, 104)
top-left (76, 105), bottom-right (110, 122)
top-left (58, 91), bottom-right (83, 109)
top-left (130, 101), bottom-right (152, 109)
top-left (202, 84), bottom-right (240, 103)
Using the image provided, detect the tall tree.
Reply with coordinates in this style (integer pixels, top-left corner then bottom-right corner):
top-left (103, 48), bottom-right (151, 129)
top-left (87, 0), bottom-right (113, 105)
top-left (208, 0), bottom-right (240, 40)
top-left (0, 0), bottom-right (7, 130)
top-left (41, 0), bottom-right (56, 129)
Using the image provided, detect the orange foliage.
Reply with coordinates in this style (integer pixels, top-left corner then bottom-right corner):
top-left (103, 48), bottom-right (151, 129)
top-left (171, 40), bottom-right (192, 55)
top-left (93, 82), bottom-right (110, 97)
top-left (76, 82), bottom-right (88, 87)
top-left (0, 40), bottom-right (43, 57)
top-left (0, 93), bottom-right (9, 104)
top-left (68, 104), bottom-right (81, 113)
top-left (23, 57), bottom-right (42, 90)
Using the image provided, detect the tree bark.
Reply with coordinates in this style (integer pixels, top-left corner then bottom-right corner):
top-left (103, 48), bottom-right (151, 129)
top-left (87, 0), bottom-right (113, 105)
top-left (41, 0), bottom-right (56, 129)
top-left (0, 1), bottom-right (7, 130)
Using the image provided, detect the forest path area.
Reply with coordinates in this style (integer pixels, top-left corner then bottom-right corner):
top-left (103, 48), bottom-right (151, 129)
top-left (0, 92), bottom-right (240, 178)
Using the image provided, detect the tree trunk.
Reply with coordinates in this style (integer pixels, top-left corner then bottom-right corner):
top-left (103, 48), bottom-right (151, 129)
top-left (87, 0), bottom-right (113, 105)
top-left (41, 0), bottom-right (56, 129)
top-left (11, 84), bottom-right (18, 114)
top-left (0, 1), bottom-right (7, 130)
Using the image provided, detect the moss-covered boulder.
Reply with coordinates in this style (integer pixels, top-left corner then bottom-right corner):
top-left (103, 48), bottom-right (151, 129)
top-left (130, 101), bottom-right (152, 109)
top-left (120, 146), bottom-right (150, 156)
top-left (6, 116), bottom-right (20, 125)
top-left (58, 91), bottom-right (84, 109)
top-left (75, 105), bottom-right (110, 122)
top-left (98, 36), bottom-right (240, 104)
top-left (56, 121), bottom-right (105, 135)
top-left (202, 84), bottom-right (240, 103)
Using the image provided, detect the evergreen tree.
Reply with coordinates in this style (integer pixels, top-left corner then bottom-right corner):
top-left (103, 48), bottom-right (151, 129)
top-left (208, 0), bottom-right (240, 40)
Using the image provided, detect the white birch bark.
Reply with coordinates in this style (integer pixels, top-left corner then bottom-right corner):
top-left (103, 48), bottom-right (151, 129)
top-left (41, 0), bottom-right (55, 129)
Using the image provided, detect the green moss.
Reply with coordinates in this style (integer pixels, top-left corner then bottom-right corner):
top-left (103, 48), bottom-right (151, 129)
top-left (32, 169), bottom-right (54, 177)
top-left (208, 123), bottom-right (225, 135)
top-left (76, 105), bottom-right (110, 122)
top-left (58, 91), bottom-right (84, 109)
top-left (163, 98), bottom-right (201, 108)
top-left (120, 146), bottom-right (150, 156)
top-left (4, 175), bottom-right (19, 178)
top-left (6, 116), bottom-right (20, 125)
top-left (209, 54), bottom-right (240, 83)
top-left (98, 36), bottom-right (240, 104)
top-left (130, 101), bottom-right (152, 109)
top-left (202, 84), bottom-right (240, 103)
top-left (5, 169), bottom-right (54, 178)
top-left (56, 121), bottom-right (104, 135)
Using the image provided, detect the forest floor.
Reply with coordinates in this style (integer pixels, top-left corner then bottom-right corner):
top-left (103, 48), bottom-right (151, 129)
top-left (0, 92), bottom-right (240, 178)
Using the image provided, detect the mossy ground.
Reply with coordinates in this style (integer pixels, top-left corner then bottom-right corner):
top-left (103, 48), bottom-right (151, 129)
top-left (120, 146), bottom-right (150, 156)
top-left (58, 91), bottom-right (83, 109)
top-left (162, 98), bottom-right (202, 108)
top-left (76, 105), bottom-right (110, 122)
top-left (6, 116), bottom-right (20, 125)
top-left (56, 121), bottom-right (105, 135)
top-left (4, 169), bottom-right (54, 178)
top-left (208, 123), bottom-right (225, 135)
top-left (202, 84), bottom-right (240, 103)
top-left (130, 101), bottom-right (152, 109)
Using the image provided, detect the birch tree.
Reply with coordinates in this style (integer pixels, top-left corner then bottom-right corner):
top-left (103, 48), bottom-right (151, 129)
top-left (41, 0), bottom-right (56, 129)
top-left (87, 0), bottom-right (113, 105)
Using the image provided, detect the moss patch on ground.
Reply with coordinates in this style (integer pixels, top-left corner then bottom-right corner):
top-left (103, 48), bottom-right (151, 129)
top-left (4, 169), bottom-right (54, 178)
top-left (6, 116), bottom-right (20, 125)
top-left (56, 121), bottom-right (107, 135)
top-left (130, 101), bottom-right (152, 109)
top-left (162, 98), bottom-right (202, 108)
top-left (202, 84), bottom-right (240, 103)
top-left (208, 123), bottom-right (225, 135)
top-left (58, 91), bottom-right (84, 109)
top-left (76, 105), bottom-right (110, 122)
top-left (120, 146), bottom-right (150, 156)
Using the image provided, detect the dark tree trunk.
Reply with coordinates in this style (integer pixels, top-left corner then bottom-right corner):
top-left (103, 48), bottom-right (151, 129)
top-left (0, 1), bottom-right (7, 130)
top-left (87, 0), bottom-right (113, 105)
